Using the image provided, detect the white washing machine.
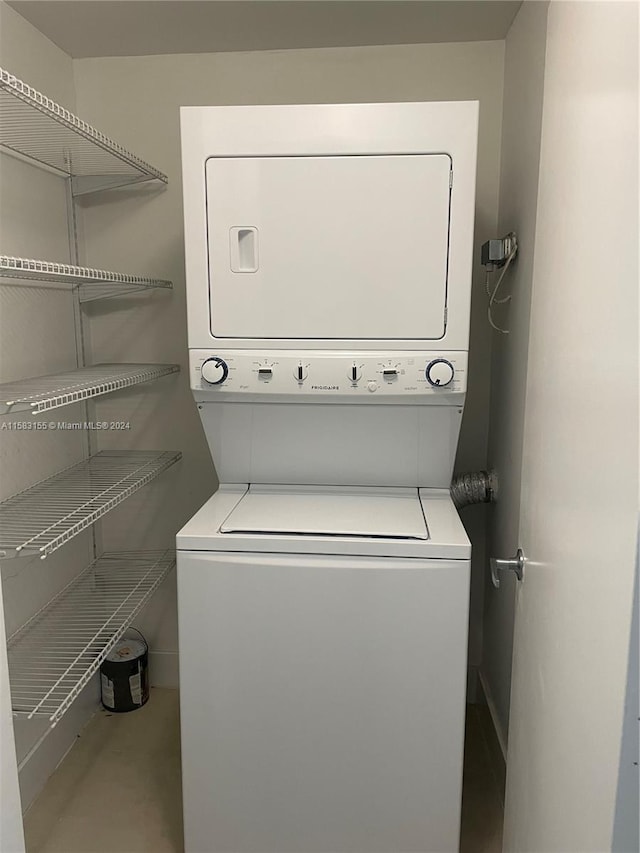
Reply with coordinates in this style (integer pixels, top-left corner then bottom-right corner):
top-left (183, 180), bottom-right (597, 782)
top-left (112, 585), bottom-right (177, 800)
top-left (178, 485), bottom-right (470, 853)
top-left (178, 102), bottom-right (479, 852)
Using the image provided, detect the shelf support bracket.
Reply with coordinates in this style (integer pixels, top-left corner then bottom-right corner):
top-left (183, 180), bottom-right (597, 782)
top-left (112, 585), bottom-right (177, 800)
top-left (71, 174), bottom-right (161, 197)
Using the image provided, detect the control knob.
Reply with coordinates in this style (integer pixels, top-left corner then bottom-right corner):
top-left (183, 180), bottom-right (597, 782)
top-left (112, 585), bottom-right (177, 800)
top-left (349, 364), bottom-right (362, 383)
top-left (201, 357), bottom-right (229, 386)
top-left (426, 359), bottom-right (454, 387)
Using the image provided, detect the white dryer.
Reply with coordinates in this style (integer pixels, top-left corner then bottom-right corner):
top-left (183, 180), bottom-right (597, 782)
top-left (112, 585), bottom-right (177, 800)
top-left (178, 101), bottom-right (479, 852)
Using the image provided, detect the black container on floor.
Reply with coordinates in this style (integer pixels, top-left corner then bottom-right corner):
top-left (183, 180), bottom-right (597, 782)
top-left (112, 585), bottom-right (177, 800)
top-left (100, 630), bottom-right (149, 713)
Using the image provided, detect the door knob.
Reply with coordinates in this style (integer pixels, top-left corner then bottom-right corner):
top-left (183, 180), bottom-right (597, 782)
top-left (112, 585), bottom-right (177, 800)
top-left (490, 548), bottom-right (525, 588)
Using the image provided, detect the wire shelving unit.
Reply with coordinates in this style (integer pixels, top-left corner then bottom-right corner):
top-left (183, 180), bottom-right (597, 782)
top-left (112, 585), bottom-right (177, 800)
top-left (0, 363), bottom-right (180, 415)
top-left (0, 66), bottom-right (181, 746)
top-left (0, 450), bottom-right (181, 560)
top-left (7, 550), bottom-right (175, 725)
top-left (0, 256), bottom-right (173, 302)
top-left (0, 67), bottom-right (167, 195)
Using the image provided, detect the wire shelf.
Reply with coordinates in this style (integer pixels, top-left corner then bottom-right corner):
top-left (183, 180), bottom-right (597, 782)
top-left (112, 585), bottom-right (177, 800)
top-left (0, 67), bottom-right (167, 195)
top-left (0, 450), bottom-right (181, 560)
top-left (7, 549), bottom-right (175, 725)
top-left (0, 363), bottom-right (180, 416)
top-left (0, 256), bottom-right (173, 302)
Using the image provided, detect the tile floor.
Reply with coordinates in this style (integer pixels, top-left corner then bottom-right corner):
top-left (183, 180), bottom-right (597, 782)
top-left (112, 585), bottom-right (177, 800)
top-left (24, 689), bottom-right (503, 853)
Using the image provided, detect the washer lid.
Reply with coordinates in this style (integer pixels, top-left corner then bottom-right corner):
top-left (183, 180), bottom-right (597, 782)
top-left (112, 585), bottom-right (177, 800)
top-left (220, 485), bottom-right (429, 540)
top-left (177, 485), bottom-right (470, 559)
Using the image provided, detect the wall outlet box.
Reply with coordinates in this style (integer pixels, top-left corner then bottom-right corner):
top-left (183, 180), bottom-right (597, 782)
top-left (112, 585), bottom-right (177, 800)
top-left (481, 234), bottom-right (517, 268)
top-left (481, 239), bottom-right (507, 267)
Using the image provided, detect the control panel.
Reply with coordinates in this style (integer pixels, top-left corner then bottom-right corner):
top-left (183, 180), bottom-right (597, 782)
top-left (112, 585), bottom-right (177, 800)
top-left (191, 350), bottom-right (467, 401)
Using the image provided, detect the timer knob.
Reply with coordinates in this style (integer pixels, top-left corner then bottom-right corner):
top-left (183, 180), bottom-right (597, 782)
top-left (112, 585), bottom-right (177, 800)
top-left (294, 363), bottom-right (308, 383)
top-left (201, 357), bottom-right (229, 386)
top-left (426, 359), bottom-right (454, 387)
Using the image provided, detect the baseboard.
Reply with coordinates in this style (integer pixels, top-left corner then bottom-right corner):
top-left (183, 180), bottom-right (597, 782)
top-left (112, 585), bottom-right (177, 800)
top-left (477, 671), bottom-right (507, 804)
top-left (466, 664), bottom-right (479, 702)
top-left (19, 679), bottom-right (99, 813)
top-left (478, 670), bottom-right (507, 758)
top-left (149, 650), bottom-right (179, 689)
top-left (19, 654), bottom-right (179, 812)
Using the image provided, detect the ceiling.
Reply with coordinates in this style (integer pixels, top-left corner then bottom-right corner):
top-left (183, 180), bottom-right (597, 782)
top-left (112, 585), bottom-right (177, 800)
top-left (8, 1), bottom-right (522, 59)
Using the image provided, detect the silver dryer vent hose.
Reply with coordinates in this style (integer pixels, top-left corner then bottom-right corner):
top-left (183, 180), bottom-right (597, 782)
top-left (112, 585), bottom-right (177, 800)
top-left (450, 470), bottom-right (498, 509)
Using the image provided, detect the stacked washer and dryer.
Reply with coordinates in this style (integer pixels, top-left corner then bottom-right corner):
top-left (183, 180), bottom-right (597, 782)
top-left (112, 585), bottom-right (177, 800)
top-left (177, 102), bottom-right (479, 853)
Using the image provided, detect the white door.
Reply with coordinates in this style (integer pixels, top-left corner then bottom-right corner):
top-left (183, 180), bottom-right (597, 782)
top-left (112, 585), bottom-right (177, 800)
top-left (503, 4), bottom-right (638, 852)
top-left (206, 155), bottom-right (451, 340)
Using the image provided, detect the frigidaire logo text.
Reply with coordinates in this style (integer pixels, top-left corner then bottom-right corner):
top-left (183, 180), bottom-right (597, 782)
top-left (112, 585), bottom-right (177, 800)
top-left (311, 385), bottom-right (340, 391)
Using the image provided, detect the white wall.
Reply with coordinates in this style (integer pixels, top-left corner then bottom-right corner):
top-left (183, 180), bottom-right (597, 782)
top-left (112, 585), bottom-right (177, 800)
top-left (73, 40), bottom-right (505, 689)
top-left (0, 1), bottom-right (101, 811)
top-left (482, 0), bottom-right (549, 752)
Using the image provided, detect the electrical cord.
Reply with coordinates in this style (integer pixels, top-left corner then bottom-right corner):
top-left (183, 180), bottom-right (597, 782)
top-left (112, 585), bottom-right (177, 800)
top-left (486, 233), bottom-right (517, 334)
top-left (485, 270), bottom-right (510, 303)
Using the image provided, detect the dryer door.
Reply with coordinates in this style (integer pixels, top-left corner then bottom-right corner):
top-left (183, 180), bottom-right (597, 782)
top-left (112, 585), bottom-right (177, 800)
top-left (205, 154), bottom-right (452, 341)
